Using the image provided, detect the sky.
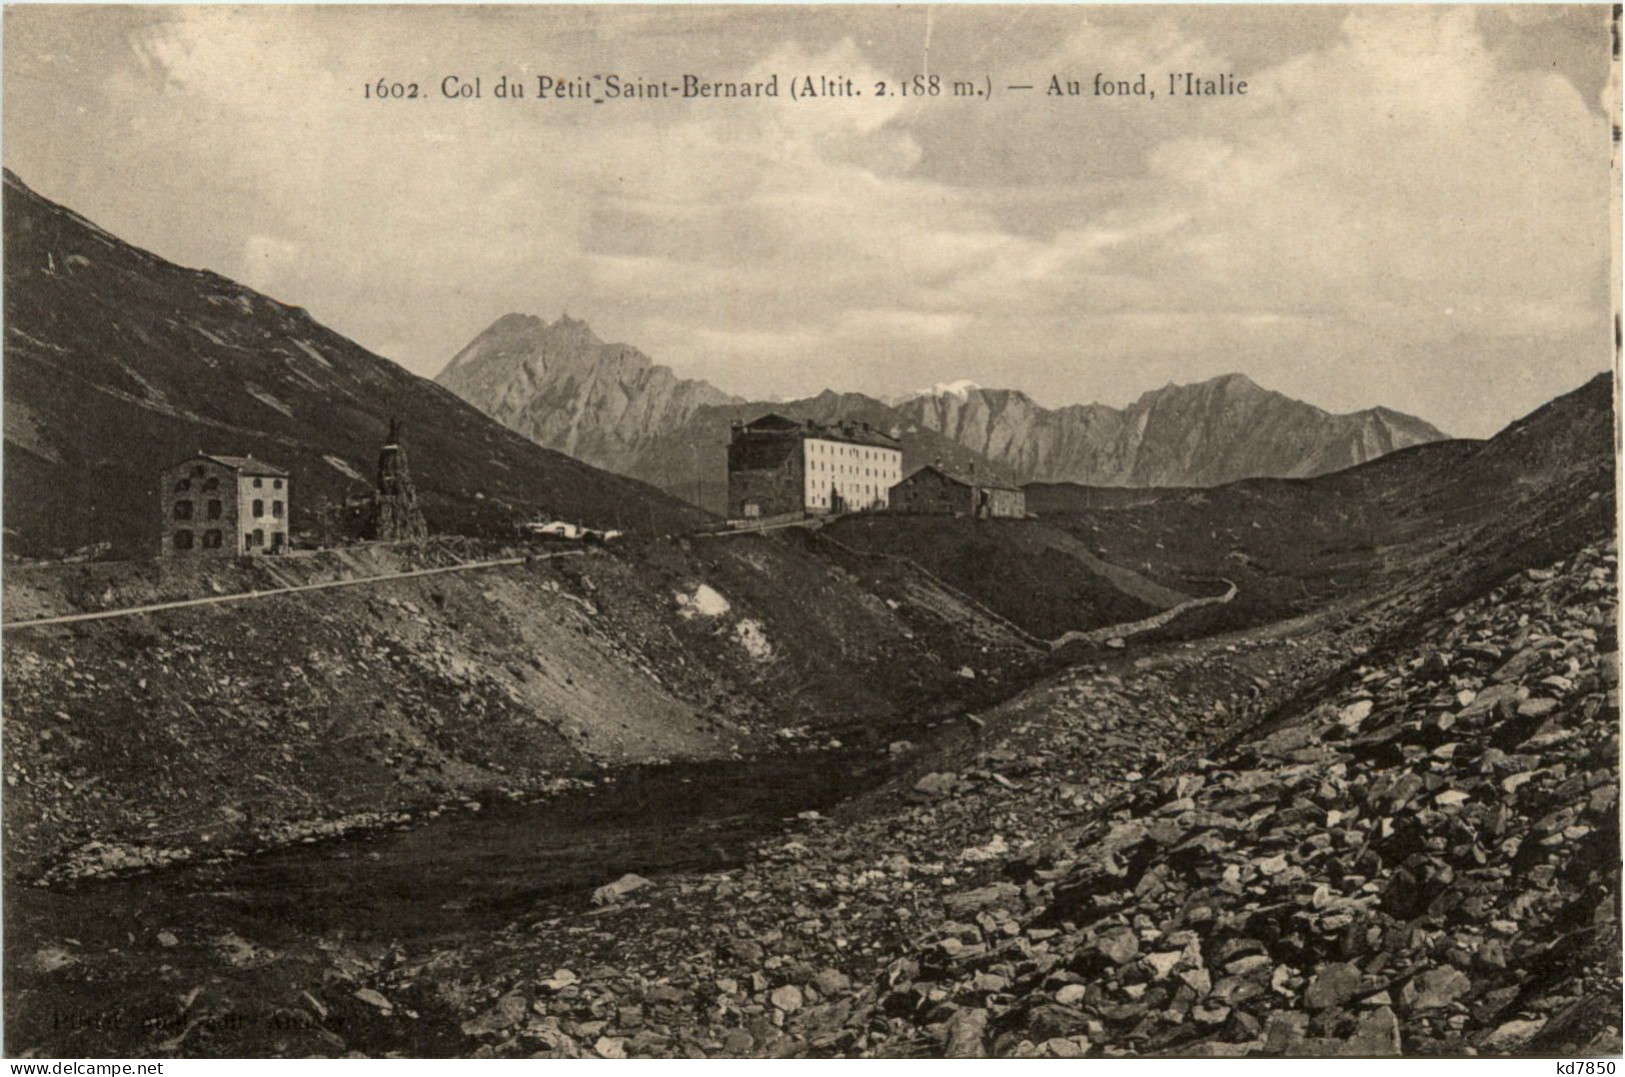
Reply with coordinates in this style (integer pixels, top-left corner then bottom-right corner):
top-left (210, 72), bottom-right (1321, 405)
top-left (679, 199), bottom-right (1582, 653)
top-left (3, 4), bottom-right (1617, 437)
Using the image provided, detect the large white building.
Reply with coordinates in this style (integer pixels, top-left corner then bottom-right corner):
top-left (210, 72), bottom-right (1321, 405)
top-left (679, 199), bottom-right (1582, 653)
top-left (800, 429), bottom-right (903, 512)
top-left (727, 414), bottom-right (903, 520)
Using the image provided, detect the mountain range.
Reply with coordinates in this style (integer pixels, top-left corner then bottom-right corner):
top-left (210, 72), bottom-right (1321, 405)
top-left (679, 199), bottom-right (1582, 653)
top-left (435, 314), bottom-right (1450, 509)
top-left (895, 375), bottom-right (1447, 487)
top-left (1, 171), bottom-right (707, 559)
top-left (0, 167), bottom-right (1468, 559)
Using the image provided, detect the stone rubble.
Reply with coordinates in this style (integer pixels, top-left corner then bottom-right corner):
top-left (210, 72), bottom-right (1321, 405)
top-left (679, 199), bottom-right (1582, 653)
top-left (413, 544), bottom-right (1617, 1059)
top-left (9, 541), bottom-right (1615, 1060)
top-left (870, 543), bottom-right (1620, 1058)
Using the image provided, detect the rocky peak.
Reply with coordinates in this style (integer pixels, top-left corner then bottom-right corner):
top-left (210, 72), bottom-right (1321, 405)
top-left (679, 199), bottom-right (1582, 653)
top-left (435, 312), bottom-right (740, 472)
top-left (489, 311), bottom-right (544, 334)
top-left (438, 307), bottom-right (1451, 502)
top-left (1201, 371), bottom-right (1264, 393)
top-left (1133, 372), bottom-right (1271, 411)
top-left (899, 372), bottom-right (1447, 487)
top-left (552, 312), bottom-right (597, 339)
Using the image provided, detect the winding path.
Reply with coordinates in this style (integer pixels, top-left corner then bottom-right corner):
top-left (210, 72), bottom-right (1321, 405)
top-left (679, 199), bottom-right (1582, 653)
top-left (711, 520), bottom-right (1241, 653)
top-left (1048, 578), bottom-right (1239, 650)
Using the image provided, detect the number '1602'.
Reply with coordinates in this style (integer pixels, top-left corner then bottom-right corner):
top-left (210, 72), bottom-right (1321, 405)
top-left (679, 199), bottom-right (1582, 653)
top-left (364, 81), bottom-right (420, 99)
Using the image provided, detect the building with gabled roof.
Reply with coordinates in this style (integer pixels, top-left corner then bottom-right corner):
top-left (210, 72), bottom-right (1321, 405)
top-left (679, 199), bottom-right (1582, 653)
top-left (193, 454), bottom-right (289, 477)
top-left (890, 462), bottom-right (1025, 519)
top-left (727, 413), bottom-right (903, 521)
top-left (160, 452), bottom-right (291, 556)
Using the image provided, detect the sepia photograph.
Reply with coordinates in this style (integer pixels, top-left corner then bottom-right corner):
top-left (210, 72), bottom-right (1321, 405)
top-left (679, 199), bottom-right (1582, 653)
top-left (0, 2), bottom-right (1620, 1062)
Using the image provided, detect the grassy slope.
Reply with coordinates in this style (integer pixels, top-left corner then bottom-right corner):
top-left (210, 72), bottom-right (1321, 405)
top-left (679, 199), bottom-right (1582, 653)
top-left (822, 515), bottom-right (1192, 639)
top-left (1023, 372), bottom-right (1616, 635)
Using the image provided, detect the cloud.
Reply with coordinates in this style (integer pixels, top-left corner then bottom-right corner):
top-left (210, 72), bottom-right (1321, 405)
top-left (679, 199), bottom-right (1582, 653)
top-left (1112, 8), bottom-right (1609, 345)
top-left (2, 5), bottom-right (1611, 435)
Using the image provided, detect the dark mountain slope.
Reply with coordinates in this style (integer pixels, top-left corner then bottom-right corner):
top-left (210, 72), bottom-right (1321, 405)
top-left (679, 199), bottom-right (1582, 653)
top-left (821, 515), bottom-right (1196, 640)
top-left (2, 171), bottom-right (709, 559)
top-left (1025, 372), bottom-right (1616, 631)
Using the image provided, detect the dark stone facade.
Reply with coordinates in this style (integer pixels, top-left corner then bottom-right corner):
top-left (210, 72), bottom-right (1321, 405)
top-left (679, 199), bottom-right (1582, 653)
top-left (976, 485), bottom-right (1026, 519)
top-left (727, 433), bottom-right (805, 520)
top-left (160, 457), bottom-right (239, 557)
top-left (160, 454), bottom-right (290, 556)
top-left (890, 466), bottom-right (1025, 518)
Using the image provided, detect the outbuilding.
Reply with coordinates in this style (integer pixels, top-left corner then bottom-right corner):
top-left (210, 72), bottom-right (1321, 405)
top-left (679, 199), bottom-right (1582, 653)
top-left (889, 464), bottom-right (1025, 519)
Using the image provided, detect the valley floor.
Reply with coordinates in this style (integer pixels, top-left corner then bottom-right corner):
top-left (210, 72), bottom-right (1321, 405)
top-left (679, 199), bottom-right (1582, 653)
top-left (9, 539), bottom-right (1615, 1058)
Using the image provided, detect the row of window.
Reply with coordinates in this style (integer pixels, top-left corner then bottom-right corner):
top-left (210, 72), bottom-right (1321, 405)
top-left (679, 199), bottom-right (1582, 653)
top-left (811, 460), bottom-right (896, 478)
top-left (809, 482), bottom-right (888, 509)
top-left (173, 529), bottom-right (224, 550)
top-left (808, 441), bottom-right (899, 463)
top-left (174, 498), bottom-right (219, 521)
top-left (810, 495), bottom-right (888, 508)
top-left (173, 499), bottom-right (283, 520)
top-left (176, 473), bottom-right (285, 492)
top-left (172, 528), bottom-right (284, 550)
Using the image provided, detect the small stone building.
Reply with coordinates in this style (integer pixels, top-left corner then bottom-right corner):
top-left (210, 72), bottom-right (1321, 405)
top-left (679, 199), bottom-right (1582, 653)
top-left (727, 413), bottom-right (903, 521)
top-left (889, 464), bottom-right (1025, 519)
top-left (160, 453), bottom-right (290, 556)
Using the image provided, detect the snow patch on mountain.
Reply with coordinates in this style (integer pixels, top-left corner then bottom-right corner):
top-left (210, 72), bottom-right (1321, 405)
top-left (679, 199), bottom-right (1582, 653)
top-left (913, 379), bottom-right (981, 400)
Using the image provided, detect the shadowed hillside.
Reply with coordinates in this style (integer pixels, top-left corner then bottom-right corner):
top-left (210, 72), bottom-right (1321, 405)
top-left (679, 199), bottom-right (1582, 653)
top-left (1024, 372), bottom-right (1616, 633)
top-left (821, 515), bottom-right (1199, 640)
top-left (2, 172), bottom-right (710, 560)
